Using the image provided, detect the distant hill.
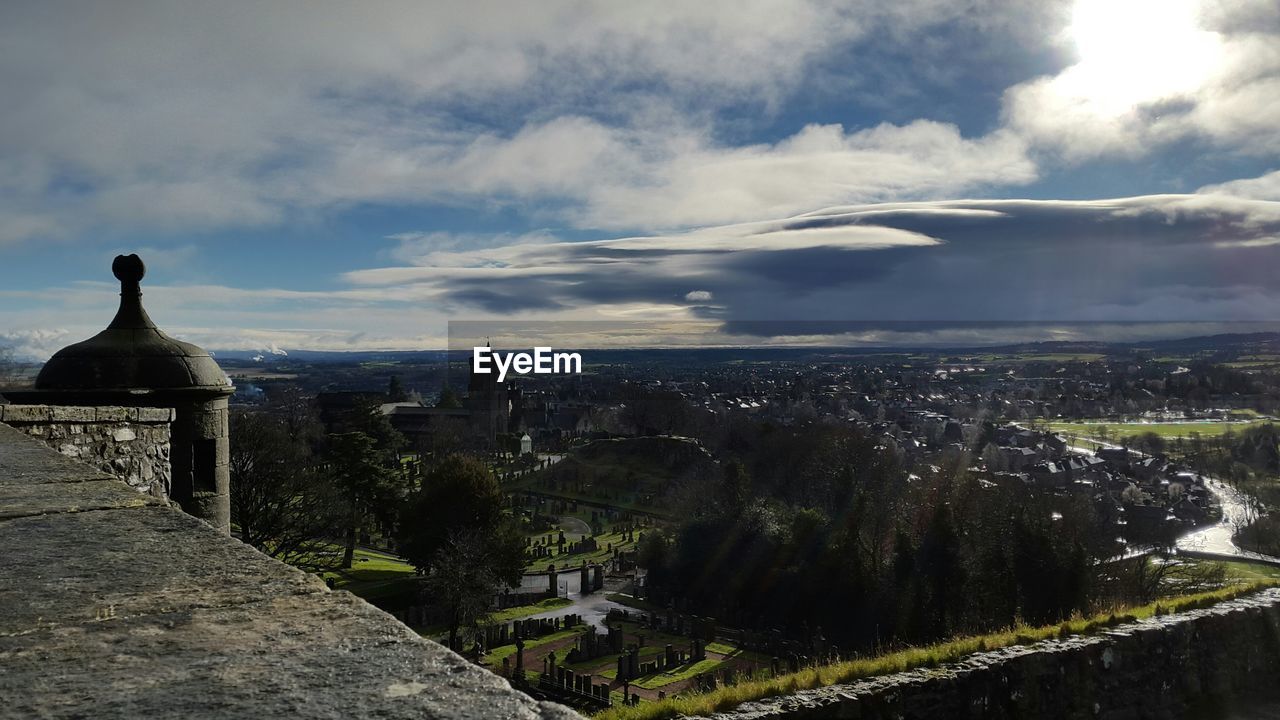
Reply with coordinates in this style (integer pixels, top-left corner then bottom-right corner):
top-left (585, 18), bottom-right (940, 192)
top-left (206, 331), bottom-right (1280, 367)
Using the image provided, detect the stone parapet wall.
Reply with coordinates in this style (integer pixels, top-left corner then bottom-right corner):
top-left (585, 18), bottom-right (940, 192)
top-left (696, 588), bottom-right (1280, 720)
top-left (0, 422), bottom-right (579, 719)
top-left (0, 404), bottom-right (173, 500)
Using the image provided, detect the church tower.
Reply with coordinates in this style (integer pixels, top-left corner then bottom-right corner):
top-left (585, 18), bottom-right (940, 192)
top-left (467, 341), bottom-right (509, 445)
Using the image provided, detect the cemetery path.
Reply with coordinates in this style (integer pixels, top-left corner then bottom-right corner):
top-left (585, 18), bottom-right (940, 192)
top-left (523, 581), bottom-right (629, 630)
top-left (559, 515), bottom-right (591, 538)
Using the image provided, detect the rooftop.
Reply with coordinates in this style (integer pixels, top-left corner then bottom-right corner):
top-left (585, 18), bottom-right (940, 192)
top-left (34, 254), bottom-right (231, 392)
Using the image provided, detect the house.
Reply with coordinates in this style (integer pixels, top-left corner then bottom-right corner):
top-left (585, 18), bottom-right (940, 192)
top-left (1097, 447), bottom-right (1131, 469)
top-left (1002, 446), bottom-right (1038, 472)
top-left (1029, 460), bottom-right (1069, 488)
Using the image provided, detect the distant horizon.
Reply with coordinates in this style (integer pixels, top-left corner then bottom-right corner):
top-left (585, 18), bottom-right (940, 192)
top-left (181, 322), bottom-right (1280, 360)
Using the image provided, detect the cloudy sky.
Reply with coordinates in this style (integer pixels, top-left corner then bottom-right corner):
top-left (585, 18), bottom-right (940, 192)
top-left (2, 0), bottom-right (1279, 357)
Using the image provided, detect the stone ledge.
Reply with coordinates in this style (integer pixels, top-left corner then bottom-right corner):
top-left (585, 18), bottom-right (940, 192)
top-left (0, 421), bottom-right (581, 720)
top-left (0, 506), bottom-right (327, 635)
top-left (0, 592), bottom-right (579, 720)
top-left (0, 423), bottom-right (117, 485)
top-left (0, 404), bottom-right (175, 424)
top-left (692, 588), bottom-right (1280, 719)
top-left (0, 478), bottom-right (157, 519)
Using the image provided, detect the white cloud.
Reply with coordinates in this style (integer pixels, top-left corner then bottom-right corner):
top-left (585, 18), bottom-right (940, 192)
top-left (557, 121), bottom-right (1037, 230)
top-left (1003, 0), bottom-right (1280, 159)
top-left (1199, 169), bottom-right (1280, 201)
top-left (0, 0), bottom-right (1052, 244)
top-left (0, 329), bottom-right (73, 362)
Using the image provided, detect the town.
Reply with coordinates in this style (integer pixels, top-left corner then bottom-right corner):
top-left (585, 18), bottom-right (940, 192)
top-left (193, 334), bottom-right (1280, 713)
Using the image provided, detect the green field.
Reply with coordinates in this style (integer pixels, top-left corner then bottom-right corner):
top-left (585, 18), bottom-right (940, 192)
top-left (1224, 354), bottom-right (1280, 369)
top-left (1047, 419), bottom-right (1273, 441)
top-left (1219, 560), bottom-right (1280, 583)
top-left (319, 547), bottom-right (417, 601)
top-left (525, 528), bottom-right (643, 573)
top-left (488, 597), bottom-right (573, 624)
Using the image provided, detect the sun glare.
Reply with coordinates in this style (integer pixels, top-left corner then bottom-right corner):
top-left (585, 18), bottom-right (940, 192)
top-left (1060, 0), bottom-right (1222, 115)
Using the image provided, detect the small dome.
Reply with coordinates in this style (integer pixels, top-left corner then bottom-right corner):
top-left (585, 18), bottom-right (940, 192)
top-left (36, 254), bottom-right (231, 391)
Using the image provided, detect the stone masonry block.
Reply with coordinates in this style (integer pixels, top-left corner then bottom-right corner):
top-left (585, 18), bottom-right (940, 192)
top-left (136, 407), bottom-right (176, 423)
top-left (0, 405), bottom-right (54, 423)
top-left (95, 407), bottom-right (135, 422)
top-left (191, 410), bottom-right (227, 438)
top-left (50, 406), bottom-right (97, 422)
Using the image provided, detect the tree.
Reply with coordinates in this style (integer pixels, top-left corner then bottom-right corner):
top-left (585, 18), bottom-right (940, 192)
top-left (436, 385), bottom-right (463, 409)
top-left (326, 431), bottom-right (402, 568)
top-left (346, 398), bottom-right (407, 461)
top-left (398, 455), bottom-right (525, 649)
top-left (716, 460), bottom-right (751, 517)
top-left (388, 375), bottom-right (408, 403)
top-left (1136, 431), bottom-right (1165, 456)
top-left (621, 386), bottom-right (693, 436)
top-left (229, 410), bottom-right (344, 570)
top-left (1126, 554), bottom-right (1226, 604)
top-left (981, 442), bottom-right (1007, 472)
top-left (266, 384), bottom-right (325, 447)
top-left (398, 455), bottom-right (510, 566)
top-left (423, 528), bottom-right (526, 650)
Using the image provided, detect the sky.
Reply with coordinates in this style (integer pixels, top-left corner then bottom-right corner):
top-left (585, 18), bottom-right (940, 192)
top-left (2, 0), bottom-right (1279, 358)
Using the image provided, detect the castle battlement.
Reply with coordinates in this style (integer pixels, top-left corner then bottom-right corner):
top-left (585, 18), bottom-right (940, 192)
top-left (0, 420), bottom-right (579, 720)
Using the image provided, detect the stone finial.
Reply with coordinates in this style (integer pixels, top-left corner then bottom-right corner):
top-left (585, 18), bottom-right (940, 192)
top-left (112, 253), bottom-right (146, 285)
top-left (107, 254), bottom-right (155, 331)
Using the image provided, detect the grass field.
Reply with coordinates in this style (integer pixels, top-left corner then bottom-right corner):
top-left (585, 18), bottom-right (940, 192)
top-left (319, 547), bottom-right (417, 601)
top-left (488, 597), bottom-right (573, 624)
top-left (1047, 419), bottom-right (1273, 442)
top-left (525, 528), bottom-right (643, 573)
top-left (1220, 560), bottom-right (1280, 582)
top-left (592, 582), bottom-right (1277, 720)
top-left (1224, 354), bottom-right (1280, 369)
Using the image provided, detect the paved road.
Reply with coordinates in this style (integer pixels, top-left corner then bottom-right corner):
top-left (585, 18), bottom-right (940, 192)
top-left (1068, 440), bottom-right (1280, 565)
top-left (1175, 476), bottom-right (1280, 565)
top-left (516, 571), bottom-right (633, 629)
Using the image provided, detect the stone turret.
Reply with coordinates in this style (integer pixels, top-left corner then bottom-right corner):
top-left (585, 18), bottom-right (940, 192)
top-left (4, 255), bottom-right (234, 532)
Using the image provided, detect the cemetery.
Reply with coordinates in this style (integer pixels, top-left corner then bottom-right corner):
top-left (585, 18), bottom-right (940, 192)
top-left (507, 436), bottom-right (716, 518)
top-left (517, 494), bottom-right (648, 574)
top-left (480, 605), bottom-right (773, 710)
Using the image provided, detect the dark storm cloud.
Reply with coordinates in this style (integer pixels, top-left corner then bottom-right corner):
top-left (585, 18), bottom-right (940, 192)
top-left (348, 189), bottom-right (1280, 324)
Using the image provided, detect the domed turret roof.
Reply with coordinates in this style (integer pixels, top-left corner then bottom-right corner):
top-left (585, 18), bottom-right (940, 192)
top-left (36, 255), bottom-right (231, 391)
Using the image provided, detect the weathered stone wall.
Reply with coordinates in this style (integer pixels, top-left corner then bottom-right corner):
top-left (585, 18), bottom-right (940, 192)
top-left (0, 404), bottom-right (173, 500)
top-left (0, 422), bottom-right (580, 719)
top-left (697, 588), bottom-right (1280, 720)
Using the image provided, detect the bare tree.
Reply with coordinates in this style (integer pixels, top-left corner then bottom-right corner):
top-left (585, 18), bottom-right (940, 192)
top-left (230, 410), bottom-right (345, 571)
top-left (1126, 553), bottom-right (1227, 604)
top-left (421, 530), bottom-right (517, 651)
